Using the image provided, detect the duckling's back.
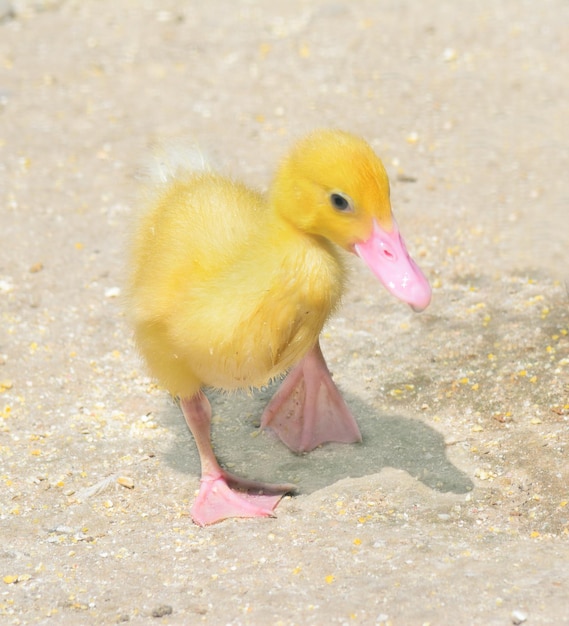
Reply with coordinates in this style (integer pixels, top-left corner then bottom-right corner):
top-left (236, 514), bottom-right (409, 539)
top-left (130, 173), bottom-right (265, 319)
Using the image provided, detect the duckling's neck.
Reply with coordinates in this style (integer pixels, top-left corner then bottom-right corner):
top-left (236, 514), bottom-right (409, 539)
top-left (265, 207), bottom-right (339, 265)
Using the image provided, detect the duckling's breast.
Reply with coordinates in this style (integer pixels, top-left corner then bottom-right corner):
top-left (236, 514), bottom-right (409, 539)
top-left (167, 237), bottom-right (345, 390)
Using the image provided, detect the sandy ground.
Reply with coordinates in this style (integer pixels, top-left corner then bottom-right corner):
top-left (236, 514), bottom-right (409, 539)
top-left (1, 1), bottom-right (568, 624)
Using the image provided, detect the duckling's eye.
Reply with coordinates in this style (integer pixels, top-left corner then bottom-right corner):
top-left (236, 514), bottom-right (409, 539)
top-left (330, 192), bottom-right (353, 213)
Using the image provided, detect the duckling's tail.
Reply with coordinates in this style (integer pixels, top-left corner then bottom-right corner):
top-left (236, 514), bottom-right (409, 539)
top-left (145, 142), bottom-right (213, 184)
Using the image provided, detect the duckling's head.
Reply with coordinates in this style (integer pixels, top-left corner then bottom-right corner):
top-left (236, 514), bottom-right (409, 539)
top-left (271, 129), bottom-right (431, 311)
top-left (271, 130), bottom-right (391, 246)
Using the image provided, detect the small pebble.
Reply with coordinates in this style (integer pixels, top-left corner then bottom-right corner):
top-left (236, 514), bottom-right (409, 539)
top-left (0, 279), bottom-right (13, 293)
top-left (105, 286), bottom-right (121, 298)
top-left (0, 1), bottom-right (14, 22)
top-left (52, 525), bottom-right (74, 535)
top-left (152, 605), bottom-right (173, 618)
top-left (511, 609), bottom-right (528, 625)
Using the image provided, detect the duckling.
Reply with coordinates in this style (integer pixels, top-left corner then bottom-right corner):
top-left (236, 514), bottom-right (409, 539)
top-left (128, 129), bottom-right (431, 525)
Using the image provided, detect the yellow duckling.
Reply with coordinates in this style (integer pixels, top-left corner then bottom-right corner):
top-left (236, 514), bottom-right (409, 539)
top-left (128, 129), bottom-right (431, 526)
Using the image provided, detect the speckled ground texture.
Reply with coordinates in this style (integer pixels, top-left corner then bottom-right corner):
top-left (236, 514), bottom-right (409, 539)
top-left (1, 1), bottom-right (568, 624)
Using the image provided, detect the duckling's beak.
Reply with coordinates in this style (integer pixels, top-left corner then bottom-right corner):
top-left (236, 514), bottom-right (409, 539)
top-left (354, 219), bottom-right (431, 312)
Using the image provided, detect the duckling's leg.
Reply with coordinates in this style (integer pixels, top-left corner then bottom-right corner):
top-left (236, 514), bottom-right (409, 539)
top-left (261, 341), bottom-right (362, 453)
top-left (181, 392), bottom-right (295, 526)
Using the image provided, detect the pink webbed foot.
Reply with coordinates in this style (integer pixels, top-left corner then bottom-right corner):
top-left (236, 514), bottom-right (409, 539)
top-left (180, 392), bottom-right (295, 526)
top-left (190, 470), bottom-right (295, 527)
top-left (261, 341), bottom-right (362, 453)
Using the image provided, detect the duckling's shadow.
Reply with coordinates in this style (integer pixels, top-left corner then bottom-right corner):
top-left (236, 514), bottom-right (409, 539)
top-left (162, 384), bottom-right (473, 496)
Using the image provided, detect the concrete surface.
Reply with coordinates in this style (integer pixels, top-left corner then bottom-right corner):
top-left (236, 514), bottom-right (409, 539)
top-left (1, 1), bottom-right (568, 624)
